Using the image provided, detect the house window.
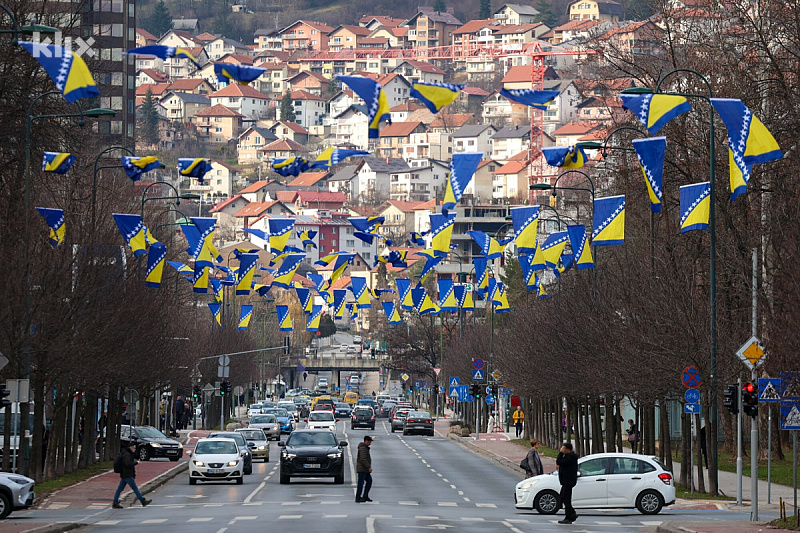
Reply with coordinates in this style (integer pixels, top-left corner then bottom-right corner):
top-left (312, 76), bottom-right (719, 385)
top-left (346, 239), bottom-right (355, 247)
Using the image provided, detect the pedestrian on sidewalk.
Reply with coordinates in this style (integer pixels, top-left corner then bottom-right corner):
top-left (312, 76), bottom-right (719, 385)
top-left (112, 443), bottom-right (152, 509)
top-left (556, 442), bottom-right (578, 524)
top-left (626, 419), bottom-right (638, 454)
top-left (512, 406), bottom-right (525, 438)
top-left (523, 439), bottom-right (544, 478)
top-left (355, 435), bottom-right (373, 503)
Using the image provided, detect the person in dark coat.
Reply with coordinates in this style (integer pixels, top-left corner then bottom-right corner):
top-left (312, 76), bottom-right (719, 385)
top-left (112, 443), bottom-right (152, 509)
top-left (524, 439), bottom-right (544, 478)
top-left (355, 435), bottom-right (373, 502)
top-left (556, 442), bottom-right (579, 524)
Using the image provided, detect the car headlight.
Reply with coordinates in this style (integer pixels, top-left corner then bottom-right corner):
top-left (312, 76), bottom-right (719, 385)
top-left (8, 476), bottom-right (30, 485)
top-left (258, 446), bottom-right (266, 450)
top-left (327, 452), bottom-right (342, 458)
top-left (178, 443), bottom-right (184, 449)
top-left (284, 453), bottom-right (296, 459)
top-left (519, 479), bottom-right (540, 490)
top-left (193, 460), bottom-right (205, 467)
top-left (150, 443), bottom-right (162, 448)
top-left (228, 460), bottom-right (239, 466)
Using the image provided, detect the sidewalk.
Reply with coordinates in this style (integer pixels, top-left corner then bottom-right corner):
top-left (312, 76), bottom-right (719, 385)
top-left (3, 429), bottom-right (211, 533)
top-left (433, 416), bottom-right (797, 533)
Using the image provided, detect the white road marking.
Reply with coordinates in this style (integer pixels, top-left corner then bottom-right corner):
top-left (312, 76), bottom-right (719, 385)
top-left (243, 479), bottom-right (268, 504)
top-left (415, 515), bottom-right (440, 520)
top-left (282, 501), bottom-right (302, 505)
top-left (320, 501), bottom-right (340, 504)
top-left (437, 502), bottom-right (457, 506)
top-left (142, 519), bottom-right (168, 524)
top-left (450, 485), bottom-right (457, 489)
top-left (203, 503), bottom-right (223, 507)
top-left (278, 515), bottom-right (302, 519)
top-left (461, 517), bottom-right (485, 521)
top-left (370, 514), bottom-right (392, 518)
top-left (344, 424), bottom-right (357, 488)
top-left (189, 517), bottom-right (214, 522)
top-left (457, 491), bottom-right (464, 495)
top-left (214, 529), bottom-right (227, 533)
top-left (325, 514), bottom-right (348, 518)
top-left (505, 519), bottom-right (530, 523)
top-left (595, 521), bottom-right (622, 525)
top-left (641, 522), bottom-right (663, 526)
top-left (463, 497), bottom-right (470, 502)
top-left (476, 503), bottom-right (496, 508)
top-left (442, 478), bottom-right (448, 482)
top-left (502, 520), bottom-right (526, 532)
top-left (366, 516), bottom-right (376, 533)
top-left (398, 501), bottom-right (419, 505)
top-left (95, 521), bottom-right (121, 525)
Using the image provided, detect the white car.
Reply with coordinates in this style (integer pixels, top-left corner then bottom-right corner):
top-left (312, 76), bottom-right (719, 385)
top-left (353, 335), bottom-right (362, 344)
top-left (305, 410), bottom-right (337, 432)
top-left (0, 471), bottom-right (35, 519)
top-left (188, 438), bottom-right (244, 485)
top-left (247, 404), bottom-right (264, 417)
top-left (514, 453), bottom-right (675, 515)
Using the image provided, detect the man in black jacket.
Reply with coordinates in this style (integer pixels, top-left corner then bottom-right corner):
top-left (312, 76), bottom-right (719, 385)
top-left (355, 435), bottom-right (373, 502)
top-left (556, 442), bottom-right (578, 524)
top-left (112, 443), bottom-right (152, 509)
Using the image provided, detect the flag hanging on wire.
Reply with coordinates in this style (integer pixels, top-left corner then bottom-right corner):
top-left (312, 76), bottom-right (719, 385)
top-left (541, 145), bottom-right (587, 169)
top-left (620, 93), bottom-right (690, 135)
top-left (474, 257), bottom-right (489, 296)
top-left (333, 289), bottom-right (347, 319)
top-left (125, 45), bottom-right (200, 68)
top-left (429, 212), bottom-right (457, 257)
top-left (396, 278), bottom-right (414, 310)
top-left (680, 182), bottom-right (711, 233)
top-left (566, 224), bottom-right (594, 270)
top-left (540, 231), bottom-right (569, 269)
top-left (208, 303), bottom-right (222, 327)
top-left (309, 147), bottom-right (371, 171)
top-left (410, 81), bottom-right (465, 113)
top-left (277, 305), bottom-right (293, 331)
top-left (145, 242), bottom-right (167, 288)
top-left (510, 205), bottom-right (539, 254)
top-left (306, 305), bottom-right (323, 332)
top-left (592, 195), bottom-right (626, 246)
top-left (19, 41), bottom-right (99, 102)
top-left (442, 152), bottom-right (483, 213)
top-left (42, 152), bottom-right (76, 174)
top-left (382, 301), bottom-right (403, 324)
top-left (438, 279), bottom-right (458, 312)
top-left (178, 158), bottom-right (213, 183)
top-left (35, 207), bottom-right (65, 247)
top-left (350, 276), bottom-right (372, 309)
top-left (336, 75), bottom-right (392, 138)
top-left (500, 89), bottom-right (559, 110)
top-left (121, 156), bottom-right (163, 181)
top-left (238, 304), bottom-right (254, 331)
top-left (632, 137), bottom-right (666, 212)
top-left (236, 252), bottom-right (259, 295)
top-left (214, 63), bottom-right (266, 85)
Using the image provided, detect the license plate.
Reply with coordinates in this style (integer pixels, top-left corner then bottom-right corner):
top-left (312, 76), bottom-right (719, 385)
top-left (208, 468), bottom-right (224, 474)
top-left (303, 463), bottom-right (321, 469)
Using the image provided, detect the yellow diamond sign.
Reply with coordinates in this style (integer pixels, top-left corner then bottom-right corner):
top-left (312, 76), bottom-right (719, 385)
top-left (736, 336), bottom-right (766, 370)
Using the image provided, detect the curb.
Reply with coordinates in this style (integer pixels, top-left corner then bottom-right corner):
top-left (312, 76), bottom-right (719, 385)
top-left (119, 461), bottom-right (189, 506)
top-left (442, 430), bottom-right (526, 479)
top-left (18, 523), bottom-right (85, 533)
top-left (655, 521), bottom-right (776, 533)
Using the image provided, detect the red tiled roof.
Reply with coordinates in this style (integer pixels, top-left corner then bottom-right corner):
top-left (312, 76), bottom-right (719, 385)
top-left (194, 103), bottom-right (245, 117)
top-left (139, 69), bottom-right (169, 82)
top-left (296, 190), bottom-right (347, 203)
top-left (494, 160), bottom-right (528, 174)
top-left (461, 86), bottom-right (489, 96)
top-left (414, 199), bottom-right (436, 210)
top-left (261, 138), bottom-right (307, 152)
top-left (288, 171), bottom-right (328, 187)
top-left (136, 83), bottom-right (170, 96)
top-left (332, 25), bottom-right (371, 36)
top-left (359, 15), bottom-right (404, 28)
top-left (136, 28), bottom-right (158, 41)
top-left (239, 180), bottom-right (269, 194)
top-left (453, 19), bottom-right (497, 35)
top-left (554, 19), bottom-right (603, 32)
top-left (430, 113), bottom-right (475, 128)
top-left (210, 194), bottom-right (247, 213)
top-left (390, 102), bottom-right (424, 112)
top-left (378, 121), bottom-right (424, 137)
top-left (502, 65), bottom-right (534, 84)
top-left (273, 121), bottom-right (309, 134)
top-left (219, 53), bottom-right (256, 65)
top-left (195, 32), bottom-right (218, 41)
top-left (492, 23), bottom-right (544, 35)
top-left (384, 200), bottom-right (426, 213)
top-left (275, 191), bottom-right (298, 203)
top-left (211, 84), bottom-right (268, 99)
top-left (290, 89), bottom-right (326, 101)
top-left (391, 27), bottom-right (408, 37)
top-left (360, 38), bottom-right (390, 45)
top-left (403, 60), bottom-right (444, 74)
top-left (233, 201), bottom-right (280, 218)
top-left (551, 122), bottom-right (603, 136)
top-left (167, 78), bottom-right (208, 90)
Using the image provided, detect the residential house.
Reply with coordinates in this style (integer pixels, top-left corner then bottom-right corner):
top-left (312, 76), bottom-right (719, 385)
top-left (204, 37), bottom-right (252, 60)
top-left (376, 121), bottom-right (426, 159)
top-left (551, 19), bottom-right (605, 44)
top-left (293, 191), bottom-right (348, 212)
top-left (255, 61), bottom-right (290, 98)
top-left (576, 77), bottom-right (636, 98)
top-left (390, 102), bottom-right (425, 123)
top-left (157, 29), bottom-right (200, 48)
top-left (209, 83), bottom-right (270, 120)
top-left (429, 112), bottom-right (479, 133)
top-left (239, 180), bottom-right (279, 203)
top-left (542, 79), bottom-right (581, 133)
top-left (451, 124), bottom-right (498, 155)
top-left (237, 127), bottom-right (280, 165)
top-left (209, 194), bottom-right (250, 237)
top-left (254, 28), bottom-right (282, 51)
top-left (286, 70), bottom-right (329, 95)
top-left (493, 23), bottom-right (551, 53)
top-left (193, 104), bottom-right (244, 143)
top-left (280, 20), bottom-right (334, 52)
top-left (136, 69), bottom-right (168, 86)
top-left (377, 200), bottom-right (427, 241)
top-left (567, 0), bottom-right (623, 22)
top-left (328, 90), bottom-right (356, 120)
top-left (287, 171), bottom-right (329, 189)
top-left (355, 73), bottom-right (412, 109)
top-left (493, 3), bottom-right (540, 24)
top-left (351, 157), bottom-right (410, 204)
top-left (490, 125), bottom-right (531, 162)
top-left (366, 26), bottom-right (407, 48)
top-left (482, 91), bottom-right (515, 126)
top-left (160, 91), bottom-right (210, 122)
top-left (327, 165), bottom-right (358, 199)
top-left (290, 90), bottom-right (327, 127)
top-left (166, 78), bottom-right (215, 96)
top-left (328, 25), bottom-right (371, 51)
top-left (172, 18), bottom-right (199, 33)
top-left (463, 159), bottom-right (499, 203)
top-left (452, 19), bottom-right (500, 78)
top-left (575, 96), bottom-right (624, 122)
top-left (333, 105), bottom-right (370, 150)
top-left (269, 121), bottom-right (310, 145)
top-left (359, 36), bottom-right (391, 50)
top-left (189, 160), bottom-right (239, 200)
top-left (596, 20), bottom-right (665, 58)
top-left (259, 138), bottom-right (309, 164)
top-left (389, 160), bottom-right (448, 202)
top-left (391, 60), bottom-right (445, 85)
top-left (402, 8), bottom-right (462, 58)
top-left (404, 131), bottom-right (453, 161)
top-left (551, 121), bottom-right (604, 146)
top-left (492, 160), bottom-right (529, 201)
top-left (135, 28), bottom-right (158, 47)
top-left (233, 201), bottom-right (295, 229)
top-left (358, 15), bottom-right (405, 30)
top-left (457, 87), bottom-right (490, 114)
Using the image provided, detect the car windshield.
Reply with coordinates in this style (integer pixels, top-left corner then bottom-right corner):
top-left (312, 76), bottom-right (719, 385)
top-left (135, 427), bottom-right (168, 439)
top-left (210, 433), bottom-right (245, 445)
top-left (407, 411), bottom-right (428, 418)
top-left (238, 430), bottom-right (265, 441)
top-left (288, 432), bottom-right (337, 447)
top-left (264, 409), bottom-right (288, 417)
top-left (396, 411), bottom-right (410, 418)
top-left (335, 403), bottom-right (349, 408)
top-left (196, 440), bottom-right (238, 455)
top-left (354, 408), bottom-right (372, 415)
top-left (309, 412), bottom-right (335, 421)
top-left (250, 415), bottom-right (276, 424)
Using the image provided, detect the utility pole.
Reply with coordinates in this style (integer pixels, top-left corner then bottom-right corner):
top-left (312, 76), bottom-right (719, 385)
top-left (750, 248), bottom-right (758, 521)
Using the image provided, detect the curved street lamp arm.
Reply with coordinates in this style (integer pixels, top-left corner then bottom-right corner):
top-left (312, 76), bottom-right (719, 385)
top-left (553, 170), bottom-right (595, 198)
top-left (600, 126), bottom-right (648, 156)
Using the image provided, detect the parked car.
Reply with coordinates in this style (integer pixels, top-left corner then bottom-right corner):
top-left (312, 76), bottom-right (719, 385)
top-left (0, 471), bottom-right (35, 519)
top-left (207, 432), bottom-right (253, 475)
top-left (403, 411), bottom-right (434, 436)
top-left (248, 414), bottom-right (281, 441)
top-left (188, 438), bottom-right (244, 485)
top-left (235, 429), bottom-right (270, 462)
top-left (351, 406), bottom-right (375, 430)
top-left (119, 425), bottom-right (183, 462)
top-left (278, 430), bottom-right (347, 484)
top-left (514, 453), bottom-right (676, 515)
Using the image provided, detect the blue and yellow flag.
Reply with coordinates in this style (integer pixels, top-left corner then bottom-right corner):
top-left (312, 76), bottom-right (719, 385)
top-left (500, 89), bottom-right (559, 110)
top-left (112, 213), bottom-right (149, 256)
top-left (238, 304), bottom-right (254, 331)
top-left (336, 75), bottom-right (392, 138)
top-left (189, 217), bottom-right (223, 267)
top-left (42, 152), bottom-right (76, 174)
top-left (418, 255), bottom-right (443, 284)
top-left (192, 265), bottom-right (209, 293)
top-left (296, 287), bottom-right (313, 314)
top-left (298, 229), bottom-right (318, 248)
top-left (411, 287), bottom-right (441, 315)
top-left (528, 243), bottom-right (547, 272)
top-left (318, 252), bottom-right (354, 285)
top-left (535, 275), bottom-right (549, 299)
top-left (309, 148), bottom-right (370, 171)
top-left (410, 81), bottom-right (465, 113)
top-left (632, 137), bottom-right (666, 212)
top-left (566, 225), bottom-right (594, 270)
top-left (306, 305), bottom-right (323, 331)
top-left (491, 281), bottom-right (511, 313)
top-left (382, 301), bottom-right (403, 324)
top-left (20, 41), bottom-right (99, 103)
top-left (271, 253), bottom-right (305, 289)
top-left (349, 216), bottom-right (387, 245)
top-left (466, 230), bottom-right (511, 260)
top-left (178, 158), bottom-right (213, 184)
top-left (277, 305), bottom-right (293, 331)
top-left (307, 273), bottom-right (327, 292)
top-left (121, 156), bottom-right (163, 181)
top-left (540, 231), bottom-right (568, 269)
top-left (350, 277), bottom-right (372, 309)
top-left (236, 252), bottom-right (258, 295)
top-left (126, 45), bottom-right (200, 68)
top-left (375, 250), bottom-right (408, 268)
top-left (438, 279), bottom-right (458, 312)
top-left (620, 93), bottom-right (690, 135)
top-left (395, 278), bottom-right (414, 310)
top-left (518, 254), bottom-right (537, 289)
top-left (167, 260), bottom-right (194, 277)
top-left (347, 303), bottom-right (358, 322)
top-left (474, 257), bottom-right (489, 296)
top-left (210, 279), bottom-right (223, 303)
top-left (216, 265), bottom-right (236, 286)
top-left (542, 146), bottom-right (587, 169)
top-left (710, 98), bottom-right (783, 201)
top-left (145, 242), bottom-right (167, 288)
top-left (214, 63), bottom-right (266, 85)
top-left (429, 212), bottom-right (456, 257)
top-left (369, 288), bottom-right (394, 300)
top-left (510, 206), bottom-right (539, 255)
top-left (268, 218), bottom-right (295, 254)
top-left (453, 284), bottom-right (475, 310)
top-left (409, 231), bottom-right (427, 247)
top-left (442, 152), bottom-right (483, 213)
top-left (35, 207), bottom-right (65, 247)
top-left (592, 195), bottom-right (626, 246)
top-left (208, 303), bottom-right (222, 327)
top-left (272, 155), bottom-right (310, 177)
top-left (554, 253), bottom-right (575, 278)
top-left (680, 182), bottom-right (711, 233)
top-left (333, 289), bottom-right (347, 319)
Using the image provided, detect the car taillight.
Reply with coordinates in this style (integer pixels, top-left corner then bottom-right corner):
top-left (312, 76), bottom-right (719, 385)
top-left (371, 416), bottom-right (374, 419)
top-left (658, 473), bottom-right (672, 485)
top-left (426, 419), bottom-right (432, 424)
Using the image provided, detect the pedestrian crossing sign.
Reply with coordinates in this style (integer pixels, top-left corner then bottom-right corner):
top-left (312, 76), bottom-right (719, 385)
top-left (472, 369), bottom-right (484, 381)
top-left (449, 377), bottom-right (460, 387)
top-left (758, 378), bottom-right (781, 403)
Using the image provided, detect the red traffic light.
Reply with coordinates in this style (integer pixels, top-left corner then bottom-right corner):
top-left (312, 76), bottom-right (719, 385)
top-left (743, 383), bottom-right (756, 394)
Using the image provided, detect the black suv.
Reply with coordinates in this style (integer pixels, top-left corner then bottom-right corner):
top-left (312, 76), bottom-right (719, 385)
top-left (120, 425), bottom-right (183, 461)
top-left (351, 406), bottom-right (375, 430)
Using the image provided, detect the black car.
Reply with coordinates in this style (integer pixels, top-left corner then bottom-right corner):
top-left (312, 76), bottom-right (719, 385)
top-left (120, 425), bottom-right (183, 461)
top-left (378, 401), bottom-right (396, 418)
top-left (278, 430), bottom-right (348, 484)
top-left (334, 402), bottom-right (352, 419)
top-left (208, 431), bottom-right (253, 475)
top-left (403, 411), bottom-right (435, 436)
top-left (351, 406), bottom-right (375, 430)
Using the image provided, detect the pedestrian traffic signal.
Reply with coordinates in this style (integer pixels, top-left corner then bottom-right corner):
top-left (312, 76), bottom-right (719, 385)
top-left (0, 389), bottom-right (10, 409)
top-left (193, 385), bottom-right (201, 399)
top-left (220, 381), bottom-right (231, 395)
top-left (723, 384), bottom-right (738, 414)
top-left (470, 383), bottom-right (481, 399)
top-left (371, 348), bottom-right (375, 359)
top-left (742, 382), bottom-right (758, 417)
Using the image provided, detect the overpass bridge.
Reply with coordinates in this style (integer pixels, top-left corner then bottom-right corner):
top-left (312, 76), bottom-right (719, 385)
top-left (298, 354), bottom-right (383, 372)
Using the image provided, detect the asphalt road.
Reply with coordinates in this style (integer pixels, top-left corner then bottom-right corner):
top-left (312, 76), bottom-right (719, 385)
top-left (17, 419), bottom-right (778, 532)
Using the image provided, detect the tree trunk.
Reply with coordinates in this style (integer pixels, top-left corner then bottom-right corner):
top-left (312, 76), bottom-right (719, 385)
top-left (2, 405), bottom-right (11, 471)
top-left (605, 399), bottom-right (615, 454)
top-left (660, 397), bottom-right (673, 474)
top-left (695, 413), bottom-right (705, 493)
top-left (680, 410), bottom-right (691, 489)
top-left (703, 400), bottom-right (717, 496)
top-left (591, 400), bottom-right (603, 454)
top-left (31, 376), bottom-right (45, 481)
top-left (615, 396), bottom-right (624, 453)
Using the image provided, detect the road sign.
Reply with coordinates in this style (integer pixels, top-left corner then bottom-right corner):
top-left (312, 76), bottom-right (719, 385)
top-left (217, 365), bottom-right (229, 378)
top-left (780, 401), bottom-right (800, 430)
top-left (464, 283), bottom-right (474, 292)
top-left (438, 386), bottom-right (445, 394)
top-left (781, 372), bottom-right (800, 400)
top-left (736, 336), bottom-right (766, 370)
top-left (684, 403), bottom-right (700, 414)
top-left (472, 369), bottom-right (485, 381)
top-left (758, 378), bottom-right (781, 403)
top-left (218, 355), bottom-right (230, 366)
top-left (449, 377), bottom-right (460, 387)
top-left (491, 370), bottom-right (501, 380)
top-left (401, 373), bottom-right (409, 382)
top-left (202, 383), bottom-right (215, 394)
top-left (0, 352), bottom-right (7, 371)
top-left (414, 380), bottom-right (421, 390)
top-left (473, 358), bottom-right (485, 370)
top-left (3, 379), bottom-right (30, 403)
top-left (433, 367), bottom-right (441, 377)
top-left (682, 366), bottom-right (702, 388)
top-left (457, 385), bottom-right (471, 402)
top-left (449, 387), bottom-right (459, 398)
top-left (233, 386), bottom-right (244, 396)
top-left (345, 375), bottom-right (350, 382)
top-left (684, 389), bottom-right (701, 404)
top-left (486, 396), bottom-right (495, 405)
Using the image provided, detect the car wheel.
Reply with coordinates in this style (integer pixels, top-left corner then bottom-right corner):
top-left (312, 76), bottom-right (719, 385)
top-left (427, 430), bottom-right (435, 436)
top-left (236, 477), bottom-right (244, 485)
top-left (534, 490), bottom-right (560, 514)
top-left (0, 491), bottom-right (11, 519)
top-left (280, 471), bottom-right (290, 484)
top-left (371, 424), bottom-right (375, 430)
top-left (402, 429), bottom-right (408, 435)
top-left (169, 457), bottom-right (179, 462)
top-left (245, 465), bottom-right (253, 475)
top-left (391, 426), bottom-right (395, 433)
top-left (138, 446), bottom-right (150, 461)
top-left (189, 478), bottom-right (197, 485)
top-left (333, 473), bottom-right (344, 484)
top-left (636, 490), bottom-right (664, 515)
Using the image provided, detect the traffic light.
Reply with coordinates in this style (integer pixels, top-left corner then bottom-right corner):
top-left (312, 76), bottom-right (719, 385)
top-left (371, 348), bottom-right (375, 359)
top-left (470, 383), bottom-right (481, 399)
top-left (723, 384), bottom-right (739, 414)
top-left (220, 381), bottom-right (230, 395)
top-left (0, 389), bottom-right (10, 409)
top-left (742, 382), bottom-right (758, 417)
top-left (193, 385), bottom-right (201, 399)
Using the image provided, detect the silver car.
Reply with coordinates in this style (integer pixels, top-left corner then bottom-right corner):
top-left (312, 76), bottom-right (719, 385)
top-left (249, 414), bottom-right (281, 440)
top-left (0, 471), bottom-right (35, 519)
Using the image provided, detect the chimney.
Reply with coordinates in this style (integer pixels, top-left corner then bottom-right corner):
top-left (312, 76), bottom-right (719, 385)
top-left (386, 156), bottom-right (390, 164)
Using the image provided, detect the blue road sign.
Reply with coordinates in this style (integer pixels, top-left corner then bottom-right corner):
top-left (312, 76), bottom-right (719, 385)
top-left (473, 358), bottom-right (485, 370)
top-left (457, 385), bottom-right (470, 402)
top-left (472, 369), bottom-right (485, 381)
top-left (504, 387), bottom-right (512, 396)
top-left (684, 389), bottom-right (701, 404)
top-left (682, 366), bottom-right (702, 388)
top-left (335, 387), bottom-right (340, 392)
top-left (486, 396), bottom-right (495, 405)
top-left (684, 403), bottom-right (700, 414)
top-left (780, 400), bottom-right (800, 430)
top-left (439, 386), bottom-right (445, 394)
top-left (758, 378), bottom-right (781, 403)
top-left (449, 377), bottom-right (460, 388)
top-left (449, 386), bottom-right (459, 398)
top-left (414, 380), bottom-right (421, 390)
top-left (780, 372), bottom-right (800, 400)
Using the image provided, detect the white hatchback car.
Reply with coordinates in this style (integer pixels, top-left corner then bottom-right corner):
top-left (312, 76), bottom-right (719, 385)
top-left (305, 410), bottom-right (337, 432)
top-left (188, 438), bottom-right (244, 485)
top-left (515, 453), bottom-right (675, 515)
